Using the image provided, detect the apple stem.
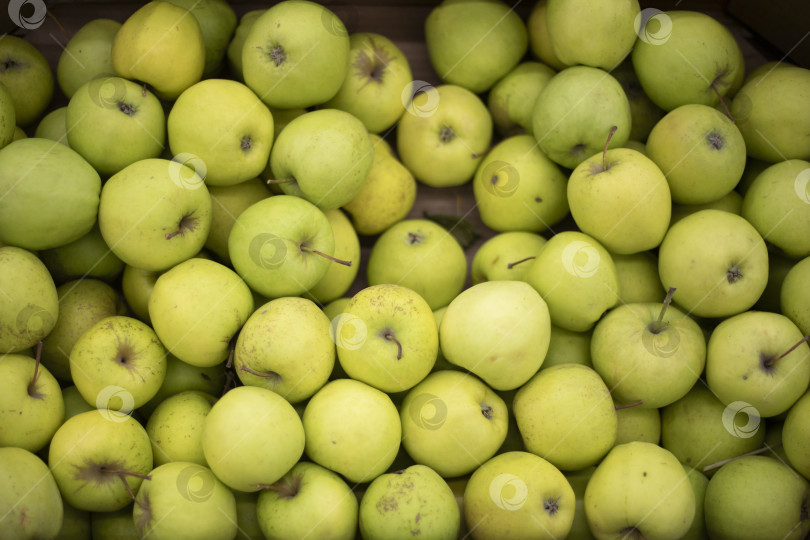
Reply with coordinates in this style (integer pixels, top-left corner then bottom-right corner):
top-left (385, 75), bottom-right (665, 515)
top-left (240, 365), bottom-right (280, 382)
top-left (28, 341), bottom-right (43, 393)
top-left (221, 371), bottom-right (235, 397)
top-left (710, 82), bottom-right (734, 122)
top-left (266, 178), bottom-right (294, 185)
top-left (614, 400), bottom-right (643, 410)
top-left (471, 145), bottom-right (493, 159)
top-left (765, 334), bottom-right (810, 368)
top-left (649, 287), bottom-right (676, 334)
top-left (299, 245), bottom-right (352, 267)
top-left (141, 83), bottom-right (147, 98)
top-left (384, 331), bottom-right (402, 360)
top-left (507, 256), bottom-right (536, 269)
top-left (113, 471), bottom-right (152, 510)
top-left (165, 229), bottom-right (182, 240)
top-left (702, 443), bottom-right (779, 473)
top-left (603, 126), bottom-right (618, 171)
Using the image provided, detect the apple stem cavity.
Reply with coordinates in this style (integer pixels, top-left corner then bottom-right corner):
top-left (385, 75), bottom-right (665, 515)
top-left (507, 256), bottom-right (536, 269)
top-left (726, 265), bottom-right (743, 284)
top-left (439, 125), bottom-right (455, 144)
top-left (27, 341), bottom-right (44, 399)
top-left (165, 214), bottom-right (198, 240)
top-left (648, 287), bottom-right (676, 334)
top-left (702, 444), bottom-right (779, 473)
top-left (543, 497), bottom-right (559, 515)
top-left (764, 334), bottom-right (810, 368)
top-left (299, 245), bottom-right (352, 267)
top-left (480, 404), bottom-right (493, 419)
top-left (614, 400), bottom-right (644, 410)
top-left (602, 125), bottom-right (618, 171)
top-left (383, 330), bottom-right (402, 360)
top-left (268, 45), bottom-right (286, 67)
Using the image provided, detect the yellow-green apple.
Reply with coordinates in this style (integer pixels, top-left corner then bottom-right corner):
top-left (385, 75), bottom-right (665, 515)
top-left (233, 490), bottom-right (264, 540)
top-left (91, 505), bottom-right (139, 539)
top-left (614, 403), bottom-right (661, 445)
top-left (366, 219), bottom-right (466, 310)
top-left (425, 0), bottom-right (527, 93)
top-left (646, 103), bottom-right (746, 204)
top-left (658, 209), bottom-right (768, 318)
top-left (39, 224), bottom-right (125, 284)
top-left (242, 1), bottom-right (349, 108)
top-left (121, 265), bottom-right (158, 323)
top-left (541, 325), bottom-right (592, 370)
top-left (56, 18), bottom-right (121, 99)
top-left (62, 385), bottom-right (95, 421)
top-left (473, 134), bottom-right (569, 232)
top-left (146, 391), bottom-right (217, 466)
top-left (34, 106), bottom-right (69, 146)
top-left (205, 178), bottom-right (270, 264)
top-left (57, 499), bottom-right (91, 540)
top-left (612, 251), bottom-right (664, 303)
top-left (99, 158), bottom-right (212, 272)
top-left (149, 257), bottom-right (253, 367)
top-left (397, 84), bottom-right (492, 187)
top-left (0, 447), bottom-right (63, 539)
top-left (112, 1), bottom-right (206, 101)
top-left (471, 231), bottom-right (547, 284)
top-left (782, 256), bottom-right (810, 335)
top-left (138, 353), bottom-right (224, 418)
top-left (165, 0), bottom-right (237, 76)
top-left (0, 35), bottom-right (53, 126)
top-left (226, 9), bottom-right (265, 81)
top-left (360, 464), bottom-right (460, 539)
top-left (0, 81), bottom-right (14, 149)
top-left (168, 79), bottom-right (274, 186)
top-left (527, 0), bottom-right (568, 70)
top-left (305, 208), bottom-right (360, 304)
top-left (0, 138), bottom-right (100, 250)
top-left (202, 385), bottom-right (305, 492)
top-left (783, 390), bottom-right (810, 480)
top-left (400, 370), bottom-right (508, 477)
top-left (488, 62), bottom-right (556, 136)
top-left (514, 364), bottom-right (617, 471)
top-left (563, 467), bottom-right (596, 540)
top-left (682, 467), bottom-right (709, 540)
top-left (66, 76), bottom-right (166, 177)
top-left (755, 250), bottom-right (795, 313)
top-left (303, 378), bottom-right (400, 483)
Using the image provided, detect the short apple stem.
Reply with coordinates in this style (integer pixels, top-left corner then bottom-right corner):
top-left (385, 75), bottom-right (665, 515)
top-left (702, 444), bottom-right (778, 473)
top-left (113, 471), bottom-right (152, 510)
top-left (28, 341), bottom-right (43, 391)
top-left (765, 335), bottom-right (810, 368)
top-left (649, 287), bottom-right (676, 334)
top-left (384, 331), bottom-right (402, 360)
top-left (299, 245), bottom-right (352, 267)
top-left (710, 82), bottom-right (734, 122)
top-left (165, 230), bottom-right (182, 240)
top-left (142, 83), bottom-right (147, 98)
top-left (614, 400), bottom-right (643, 410)
top-left (226, 346), bottom-right (234, 370)
top-left (240, 365), bottom-right (281, 382)
top-left (603, 125), bottom-right (618, 171)
top-left (221, 371), bottom-right (235, 397)
top-left (266, 178), bottom-right (295, 185)
top-left (507, 256), bottom-right (536, 269)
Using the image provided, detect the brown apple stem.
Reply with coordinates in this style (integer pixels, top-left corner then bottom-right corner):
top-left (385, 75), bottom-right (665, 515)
top-left (239, 365), bottom-right (280, 381)
top-left (142, 83), bottom-right (147, 98)
top-left (29, 341), bottom-right (43, 389)
top-left (765, 335), bottom-right (810, 368)
top-left (649, 287), bottom-right (677, 334)
top-left (226, 345), bottom-right (234, 370)
top-left (702, 444), bottom-right (778, 473)
top-left (165, 229), bottom-right (182, 240)
top-left (114, 471), bottom-right (152, 510)
top-left (384, 331), bottom-right (402, 360)
top-left (614, 400), bottom-right (643, 410)
top-left (299, 245), bottom-right (352, 267)
top-left (256, 475), bottom-right (300, 498)
top-left (710, 82), bottom-right (734, 122)
top-left (221, 370), bottom-right (235, 397)
top-left (603, 125), bottom-right (618, 171)
top-left (471, 145), bottom-right (493, 159)
top-left (266, 178), bottom-right (295, 185)
top-left (507, 256), bottom-right (536, 269)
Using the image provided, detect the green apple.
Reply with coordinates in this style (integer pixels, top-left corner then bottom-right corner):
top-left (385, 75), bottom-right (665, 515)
top-left (228, 195), bottom-right (342, 298)
top-left (305, 208), bottom-right (360, 304)
top-left (235, 296), bottom-right (334, 403)
top-left (70, 315), bottom-right (167, 411)
top-left (401, 370), bottom-right (508, 478)
top-left (441, 280), bottom-right (551, 391)
top-left (473, 134), bottom-right (569, 232)
top-left (57, 18), bottom-right (122, 99)
top-left (63, 385), bottom-right (95, 421)
top-left (337, 283), bottom-right (437, 393)
top-left (149, 257), bottom-right (253, 367)
top-left (269, 108), bottom-right (373, 210)
top-left (523, 231), bottom-right (620, 332)
top-left (783, 390), bottom-right (810, 480)
top-left (242, 1), bottom-right (349, 108)
top-left (703, 456), bottom-right (810, 540)
top-left (121, 265), bottom-right (159, 323)
top-left (397, 84), bottom-right (492, 187)
top-left (34, 106), bottom-right (69, 146)
top-left (57, 499), bottom-right (91, 540)
top-left (471, 231), bottom-right (547, 284)
top-left (0, 138), bottom-right (100, 250)
top-left (782, 256), bottom-right (810, 335)
top-left (12, 125), bottom-right (26, 141)
top-left (165, 0), bottom-right (237, 76)
top-left (202, 385), bottom-right (305, 492)
top-left (39, 224), bottom-right (125, 284)
top-left (527, 0), bottom-right (568, 70)
top-left (706, 311), bottom-right (810, 418)
top-left (731, 64), bottom-right (810, 162)
top-left (323, 297), bottom-right (351, 322)
top-left (670, 190), bottom-right (743, 226)
top-left (755, 250), bottom-right (795, 313)
top-left (742, 159), bottom-right (810, 258)
top-left (464, 451), bottom-right (575, 539)
top-left (0, 246), bottom-right (58, 353)
top-left (611, 58), bottom-right (665, 142)
top-left (541, 325), bottom-right (592, 370)
top-left (366, 219), bottom-right (466, 310)
top-left (646, 103), bottom-right (746, 204)
top-left (532, 66), bottom-right (631, 169)
top-left (91, 505), bottom-right (139, 540)
top-left (613, 251), bottom-right (664, 304)
top-left (0, 35), bottom-right (54, 126)
top-left (514, 364), bottom-right (617, 471)
top-left (568, 145), bottom-right (671, 254)
top-left (133, 462), bottom-right (238, 540)
top-left (591, 295), bottom-right (706, 409)
top-left (112, 0), bottom-right (206, 101)
top-left (99, 158), bottom-right (212, 272)
top-left (0, 81), bottom-right (14, 149)
top-left (256, 462), bottom-right (357, 540)
top-left (682, 467), bottom-right (709, 540)
top-left (41, 278), bottom-right (125, 382)
top-left (303, 378), bottom-right (400, 483)
top-left (324, 32), bottom-right (413, 133)
top-left (0, 352), bottom-right (64, 452)
top-left (205, 178), bottom-right (270, 263)
top-left (168, 79), bottom-right (274, 186)
top-left (360, 464), bottom-right (460, 539)
top-left (49, 410), bottom-right (153, 512)
top-left (233, 490), bottom-right (264, 540)
top-left (0, 447), bottom-right (63, 539)
top-left (226, 9), bottom-right (265, 81)
top-left (563, 467), bottom-right (596, 540)
top-left (614, 403), bottom-right (661, 445)
top-left (425, 0), bottom-right (527, 93)
top-left (138, 353), bottom-right (224, 418)
top-left (658, 209), bottom-right (768, 318)
top-left (585, 442), bottom-right (695, 539)
top-left (146, 390), bottom-right (217, 466)
top-left (488, 62), bottom-right (556, 136)
top-left (547, 0), bottom-right (640, 70)
top-left (632, 10), bottom-right (743, 111)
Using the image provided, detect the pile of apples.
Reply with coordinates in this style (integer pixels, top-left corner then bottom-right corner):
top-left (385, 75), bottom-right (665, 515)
top-left (1, 0), bottom-right (810, 538)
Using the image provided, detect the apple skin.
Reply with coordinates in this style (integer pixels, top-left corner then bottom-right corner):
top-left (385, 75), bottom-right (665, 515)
top-left (146, 390), bottom-right (216, 466)
top-left (227, 9), bottom-right (265, 81)
top-left (91, 505), bottom-right (140, 539)
top-left (783, 390), bottom-right (810, 480)
top-left (137, 353), bottom-right (224, 419)
top-left (471, 231), bottom-right (547, 284)
top-left (165, 0), bottom-right (238, 77)
top-left (526, 0), bottom-right (568, 70)
top-left (39, 224), bottom-right (126, 285)
top-left (304, 208), bottom-right (361, 304)
top-left (34, 106), bottom-right (69, 147)
top-left (0, 447), bottom-right (63, 540)
top-left (612, 251), bottom-right (665, 304)
top-left (0, 35), bottom-right (54, 126)
top-left (0, 81), bottom-right (15, 149)
top-left (782, 256), bottom-right (810, 336)
top-left (488, 61), bottom-right (556, 136)
top-left (57, 18), bottom-right (122, 99)
top-left (205, 178), bottom-right (270, 264)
